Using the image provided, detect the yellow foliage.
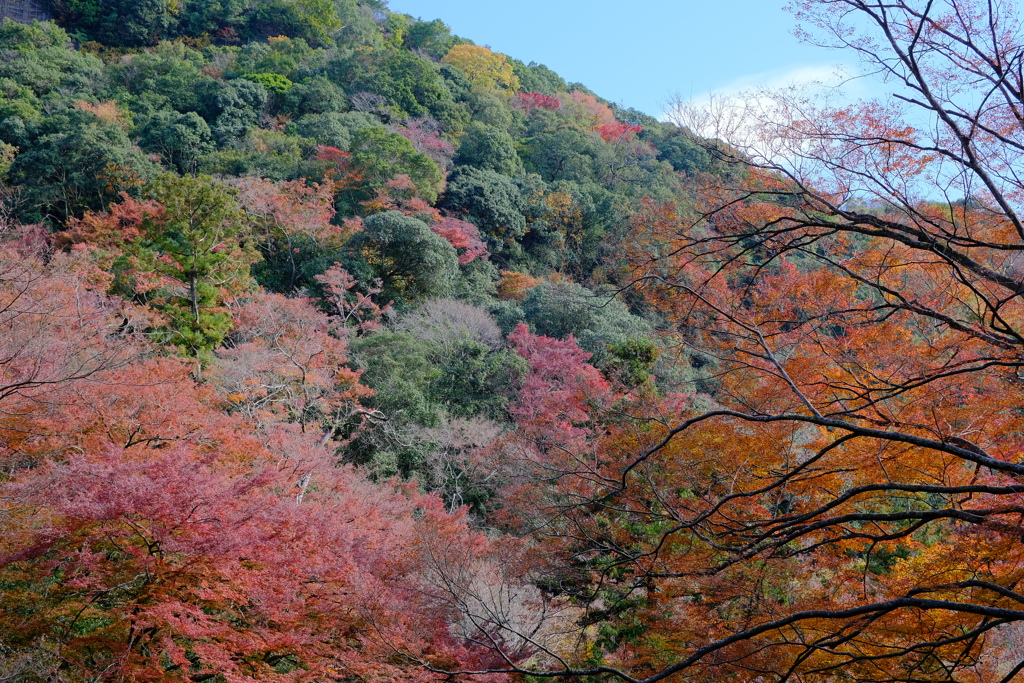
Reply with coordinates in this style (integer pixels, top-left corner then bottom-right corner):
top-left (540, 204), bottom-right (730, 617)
top-left (441, 44), bottom-right (520, 97)
top-left (74, 100), bottom-right (130, 129)
top-left (497, 270), bottom-right (541, 301)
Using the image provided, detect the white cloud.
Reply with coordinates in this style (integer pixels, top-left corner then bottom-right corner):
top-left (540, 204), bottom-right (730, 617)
top-left (712, 64), bottom-right (862, 98)
top-left (664, 63), bottom-right (872, 118)
top-left (661, 63), bottom-right (875, 154)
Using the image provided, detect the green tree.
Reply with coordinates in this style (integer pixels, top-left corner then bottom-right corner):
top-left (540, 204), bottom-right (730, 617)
top-left (336, 47), bottom-right (459, 123)
top-left (202, 78), bottom-right (268, 142)
top-left (137, 110), bottom-right (214, 174)
top-left (349, 301), bottom-right (525, 482)
top-left (344, 211), bottom-right (458, 306)
top-left (605, 338), bottom-right (659, 388)
top-left (340, 126), bottom-right (444, 210)
top-left (137, 174), bottom-right (258, 356)
top-left (642, 123), bottom-right (724, 176)
top-left (0, 142), bottom-right (15, 182)
top-left (509, 59), bottom-right (567, 96)
top-left (404, 18), bottom-right (455, 60)
top-left (348, 330), bottom-right (441, 476)
top-left (521, 280), bottom-right (653, 367)
top-left (10, 109), bottom-right (158, 223)
top-left (54, 0), bottom-right (180, 46)
top-left (438, 61), bottom-right (472, 100)
top-left (396, 298), bottom-right (524, 419)
top-left (176, 0), bottom-right (248, 38)
top-left (243, 0), bottom-right (341, 47)
top-left (106, 41), bottom-right (213, 117)
top-left (292, 111), bottom-right (377, 149)
top-left (522, 113), bottom-right (604, 183)
top-left (233, 35), bottom-right (317, 79)
top-left (281, 76), bottom-right (347, 116)
top-left (431, 338), bottom-right (525, 419)
top-left (0, 22), bottom-right (103, 144)
top-left (466, 89), bottom-right (516, 130)
top-left (440, 166), bottom-right (527, 259)
top-left (331, 0), bottom-right (384, 48)
top-left (202, 129), bottom-right (314, 180)
top-left (455, 121), bottom-right (523, 176)
top-left (242, 72), bottom-right (293, 94)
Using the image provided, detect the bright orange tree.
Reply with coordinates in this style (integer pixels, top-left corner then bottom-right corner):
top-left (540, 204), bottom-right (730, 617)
top-left (434, 1), bottom-right (1024, 681)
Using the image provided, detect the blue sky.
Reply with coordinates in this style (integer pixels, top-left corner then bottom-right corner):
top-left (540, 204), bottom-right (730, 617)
top-left (385, 0), bottom-right (861, 118)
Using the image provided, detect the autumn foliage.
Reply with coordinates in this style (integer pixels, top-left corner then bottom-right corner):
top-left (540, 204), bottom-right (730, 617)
top-left (8, 0), bottom-right (1024, 681)
top-left (506, 0), bottom-right (1024, 679)
top-left (513, 92), bottom-right (561, 114)
top-left (0, 235), bottom-right (524, 681)
top-left (431, 216), bottom-right (489, 265)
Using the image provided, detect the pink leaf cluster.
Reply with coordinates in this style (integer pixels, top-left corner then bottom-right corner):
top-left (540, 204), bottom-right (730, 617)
top-left (361, 173), bottom-right (439, 218)
top-left (215, 290), bottom-right (369, 431)
top-left (7, 439), bottom-right (496, 681)
top-left (563, 91), bottom-right (618, 127)
top-left (507, 323), bottom-right (612, 450)
top-left (61, 191), bottom-right (165, 249)
top-left (596, 121), bottom-right (643, 142)
top-left (431, 216), bottom-right (489, 264)
top-left (513, 92), bottom-right (561, 114)
top-left (233, 177), bottom-right (345, 246)
top-left (315, 262), bottom-right (392, 333)
top-left (392, 117), bottom-right (456, 169)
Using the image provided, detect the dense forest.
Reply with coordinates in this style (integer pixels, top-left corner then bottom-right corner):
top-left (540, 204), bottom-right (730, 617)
top-left (3, 0), bottom-right (1024, 681)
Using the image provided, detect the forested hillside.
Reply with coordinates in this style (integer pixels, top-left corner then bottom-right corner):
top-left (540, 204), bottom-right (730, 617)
top-left (3, 1), bottom-right (1024, 681)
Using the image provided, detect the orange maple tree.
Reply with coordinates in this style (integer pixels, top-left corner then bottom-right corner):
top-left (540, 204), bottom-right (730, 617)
top-left (427, 1), bottom-right (1024, 681)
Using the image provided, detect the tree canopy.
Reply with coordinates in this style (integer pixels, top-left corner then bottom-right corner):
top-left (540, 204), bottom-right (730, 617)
top-left (7, 0), bottom-right (1016, 681)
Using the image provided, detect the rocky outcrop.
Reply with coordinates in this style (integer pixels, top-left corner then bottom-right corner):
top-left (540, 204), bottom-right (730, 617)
top-left (0, 0), bottom-right (52, 24)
